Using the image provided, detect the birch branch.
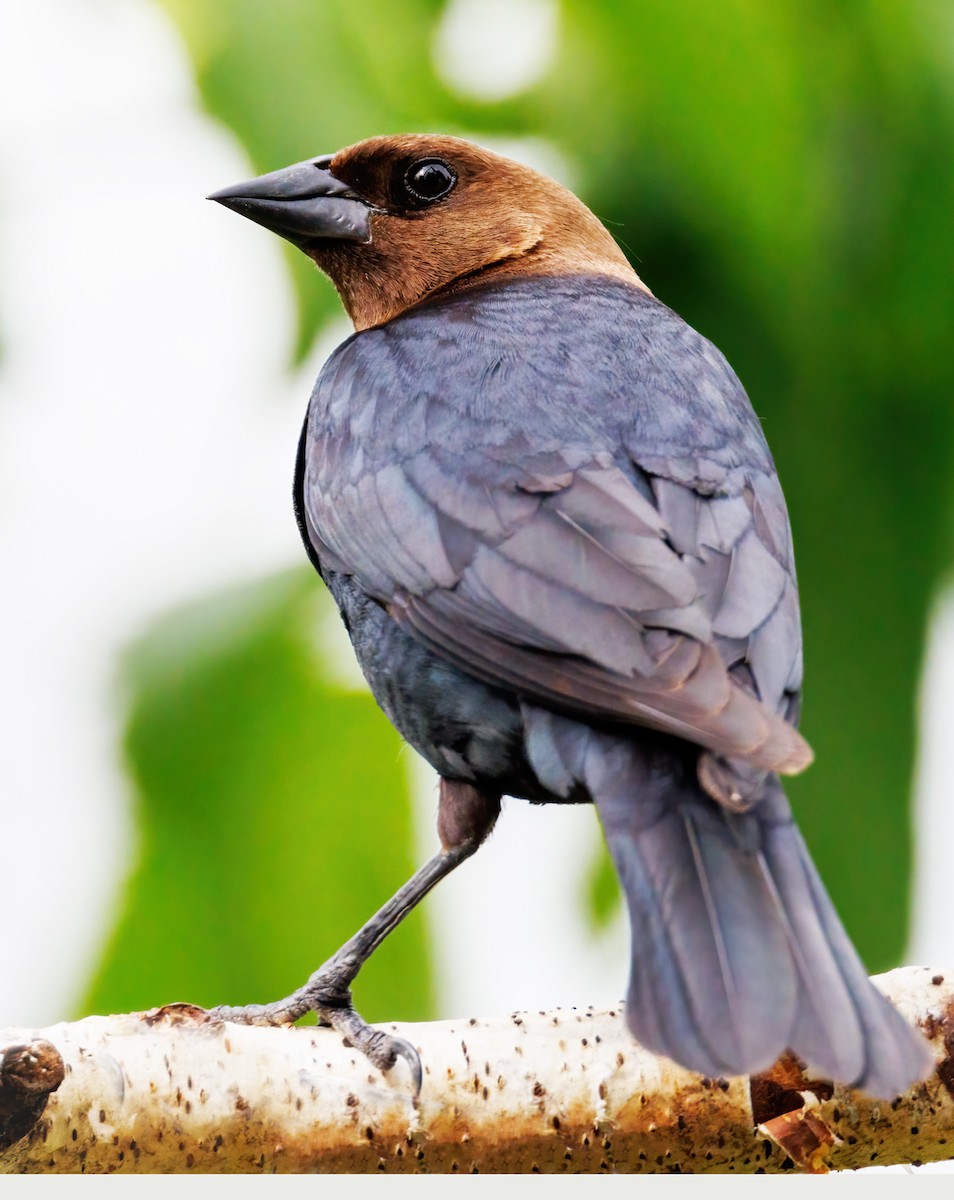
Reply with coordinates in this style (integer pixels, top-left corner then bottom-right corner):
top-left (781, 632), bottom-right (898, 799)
top-left (2, 966), bottom-right (953, 1174)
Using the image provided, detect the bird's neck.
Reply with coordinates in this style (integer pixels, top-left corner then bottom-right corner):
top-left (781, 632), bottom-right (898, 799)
top-left (428, 241), bottom-right (650, 308)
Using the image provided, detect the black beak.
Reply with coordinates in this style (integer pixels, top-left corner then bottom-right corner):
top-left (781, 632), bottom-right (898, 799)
top-left (207, 156), bottom-right (374, 247)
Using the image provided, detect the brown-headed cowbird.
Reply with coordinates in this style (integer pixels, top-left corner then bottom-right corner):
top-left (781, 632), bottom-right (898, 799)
top-left (208, 135), bottom-right (931, 1096)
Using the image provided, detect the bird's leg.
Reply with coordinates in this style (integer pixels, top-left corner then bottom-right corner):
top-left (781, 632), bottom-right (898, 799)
top-left (209, 780), bottom-right (500, 1091)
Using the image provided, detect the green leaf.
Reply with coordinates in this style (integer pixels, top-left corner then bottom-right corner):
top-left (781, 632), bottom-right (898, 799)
top-left (83, 569), bottom-right (432, 1023)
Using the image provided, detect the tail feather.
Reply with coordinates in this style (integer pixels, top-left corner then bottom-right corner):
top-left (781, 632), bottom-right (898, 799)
top-left (607, 789), bottom-right (799, 1077)
top-left (613, 808), bottom-right (743, 1075)
top-left (774, 822), bottom-right (933, 1096)
top-left (575, 725), bottom-right (931, 1095)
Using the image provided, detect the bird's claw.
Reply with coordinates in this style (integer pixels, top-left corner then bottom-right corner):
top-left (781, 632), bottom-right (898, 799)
top-left (373, 1033), bottom-right (423, 1096)
top-left (206, 984), bottom-right (422, 1095)
top-left (315, 1000), bottom-right (423, 1096)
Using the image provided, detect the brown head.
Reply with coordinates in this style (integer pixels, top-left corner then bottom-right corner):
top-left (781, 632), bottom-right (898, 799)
top-left (209, 134), bottom-right (645, 330)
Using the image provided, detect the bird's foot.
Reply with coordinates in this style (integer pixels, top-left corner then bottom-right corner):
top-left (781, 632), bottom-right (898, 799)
top-left (208, 969), bottom-right (422, 1094)
top-left (315, 997), bottom-right (423, 1093)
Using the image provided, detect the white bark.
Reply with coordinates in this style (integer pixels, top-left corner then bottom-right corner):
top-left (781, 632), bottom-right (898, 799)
top-left (1, 966), bottom-right (952, 1173)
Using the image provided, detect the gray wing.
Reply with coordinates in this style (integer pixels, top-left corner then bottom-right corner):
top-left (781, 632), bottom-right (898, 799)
top-left (303, 435), bottom-right (810, 777)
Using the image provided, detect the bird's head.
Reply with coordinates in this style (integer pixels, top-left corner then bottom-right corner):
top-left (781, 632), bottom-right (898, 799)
top-left (209, 134), bottom-right (644, 330)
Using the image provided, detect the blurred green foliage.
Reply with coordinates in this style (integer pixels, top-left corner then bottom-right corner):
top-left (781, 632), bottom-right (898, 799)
top-left (585, 839), bottom-right (623, 935)
top-left (85, 571), bottom-right (430, 1022)
top-left (89, 0), bottom-right (954, 1023)
top-left (545, 1), bottom-right (954, 966)
top-left (163, 0), bottom-right (458, 357)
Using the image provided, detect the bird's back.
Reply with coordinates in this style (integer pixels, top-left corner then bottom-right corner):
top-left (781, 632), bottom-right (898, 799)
top-left (315, 275), bottom-right (777, 481)
top-left (303, 274), bottom-right (804, 790)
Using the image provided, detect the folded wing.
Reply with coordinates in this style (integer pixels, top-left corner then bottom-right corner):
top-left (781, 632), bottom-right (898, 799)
top-left (303, 438), bottom-right (811, 776)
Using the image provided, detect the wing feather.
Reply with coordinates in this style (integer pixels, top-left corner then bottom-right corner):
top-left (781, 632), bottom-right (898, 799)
top-left (300, 282), bottom-right (810, 777)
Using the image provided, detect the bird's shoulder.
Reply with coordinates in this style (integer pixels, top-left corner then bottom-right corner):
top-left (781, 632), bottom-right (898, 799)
top-left (308, 273), bottom-right (775, 491)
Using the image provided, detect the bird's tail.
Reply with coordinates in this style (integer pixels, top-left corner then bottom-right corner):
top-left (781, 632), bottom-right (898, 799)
top-left (524, 708), bottom-right (932, 1096)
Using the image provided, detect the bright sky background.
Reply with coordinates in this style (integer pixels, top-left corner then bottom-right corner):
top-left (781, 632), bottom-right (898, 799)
top-left (0, 0), bottom-right (951, 1063)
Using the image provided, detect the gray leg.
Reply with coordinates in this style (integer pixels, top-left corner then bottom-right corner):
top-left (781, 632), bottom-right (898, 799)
top-left (209, 780), bottom-right (500, 1091)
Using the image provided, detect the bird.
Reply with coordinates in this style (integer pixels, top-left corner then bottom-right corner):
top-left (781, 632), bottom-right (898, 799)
top-left (207, 134), bottom-right (932, 1097)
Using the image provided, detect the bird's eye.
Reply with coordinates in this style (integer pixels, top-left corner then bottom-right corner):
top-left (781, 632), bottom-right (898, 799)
top-left (402, 159), bottom-right (456, 206)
